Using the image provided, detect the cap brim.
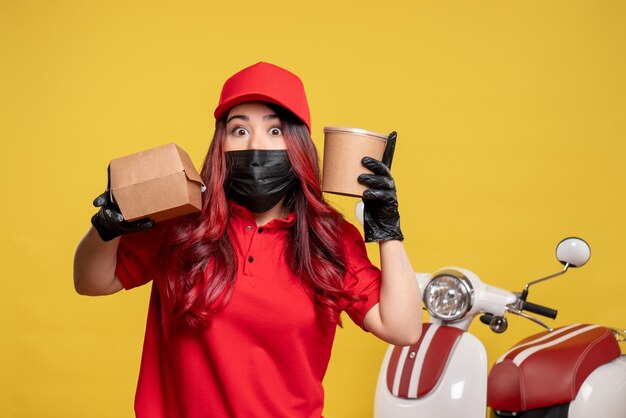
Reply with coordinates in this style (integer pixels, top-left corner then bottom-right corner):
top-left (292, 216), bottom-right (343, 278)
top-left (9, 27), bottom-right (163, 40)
top-left (214, 94), bottom-right (287, 122)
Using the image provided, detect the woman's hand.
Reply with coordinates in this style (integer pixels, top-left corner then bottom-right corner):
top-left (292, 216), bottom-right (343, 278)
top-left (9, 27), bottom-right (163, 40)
top-left (357, 131), bottom-right (403, 243)
top-left (91, 166), bottom-right (155, 242)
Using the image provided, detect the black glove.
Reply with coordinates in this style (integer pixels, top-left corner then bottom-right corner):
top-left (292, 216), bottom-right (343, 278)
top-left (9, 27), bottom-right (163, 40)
top-left (90, 166), bottom-right (155, 242)
top-left (357, 131), bottom-right (403, 243)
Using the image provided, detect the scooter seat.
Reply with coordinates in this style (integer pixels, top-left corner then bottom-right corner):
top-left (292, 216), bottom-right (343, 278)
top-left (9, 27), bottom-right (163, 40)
top-left (488, 324), bottom-right (621, 412)
top-left (385, 323), bottom-right (464, 399)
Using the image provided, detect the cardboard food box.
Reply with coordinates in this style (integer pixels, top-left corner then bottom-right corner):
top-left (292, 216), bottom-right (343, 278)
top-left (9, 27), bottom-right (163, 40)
top-left (109, 143), bottom-right (206, 222)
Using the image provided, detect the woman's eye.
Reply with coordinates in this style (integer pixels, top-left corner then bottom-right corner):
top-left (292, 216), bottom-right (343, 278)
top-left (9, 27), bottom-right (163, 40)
top-left (232, 127), bottom-right (248, 136)
top-left (269, 127), bottom-right (283, 136)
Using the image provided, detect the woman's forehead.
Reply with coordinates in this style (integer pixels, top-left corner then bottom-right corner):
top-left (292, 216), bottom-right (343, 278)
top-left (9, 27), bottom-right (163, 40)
top-left (226, 102), bottom-right (277, 119)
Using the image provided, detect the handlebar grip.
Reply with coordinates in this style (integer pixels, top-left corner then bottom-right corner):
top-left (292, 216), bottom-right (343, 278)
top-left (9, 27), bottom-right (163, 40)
top-left (480, 314), bottom-right (494, 325)
top-left (522, 301), bottom-right (558, 319)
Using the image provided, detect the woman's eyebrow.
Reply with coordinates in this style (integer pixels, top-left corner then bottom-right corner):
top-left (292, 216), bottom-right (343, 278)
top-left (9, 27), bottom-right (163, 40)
top-left (226, 114), bottom-right (279, 124)
top-left (226, 114), bottom-right (248, 124)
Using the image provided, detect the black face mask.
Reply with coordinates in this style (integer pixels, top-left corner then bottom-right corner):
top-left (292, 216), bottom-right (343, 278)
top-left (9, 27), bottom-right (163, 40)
top-left (225, 150), bottom-right (298, 213)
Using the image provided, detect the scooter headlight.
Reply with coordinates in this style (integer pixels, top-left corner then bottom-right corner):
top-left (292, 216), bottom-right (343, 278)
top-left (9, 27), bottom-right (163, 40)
top-left (423, 270), bottom-right (473, 322)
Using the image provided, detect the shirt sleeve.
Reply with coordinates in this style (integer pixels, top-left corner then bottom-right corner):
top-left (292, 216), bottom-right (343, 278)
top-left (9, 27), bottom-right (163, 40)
top-left (341, 220), bottom-right (382, 330)
top-left (116, 223), bottom-right (169, 290)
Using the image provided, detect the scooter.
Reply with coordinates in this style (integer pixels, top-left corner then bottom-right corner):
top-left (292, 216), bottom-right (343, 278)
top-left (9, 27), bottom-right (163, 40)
top-left (373, 237), bottom-right (626, 418)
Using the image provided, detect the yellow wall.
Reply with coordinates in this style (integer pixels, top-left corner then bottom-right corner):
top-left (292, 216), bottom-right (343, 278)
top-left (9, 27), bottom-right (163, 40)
top-left (1, 1), bottom-right (625, 417)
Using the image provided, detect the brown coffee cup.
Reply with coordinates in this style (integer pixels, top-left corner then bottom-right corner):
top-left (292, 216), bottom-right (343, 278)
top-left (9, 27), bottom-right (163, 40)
top-left (322, 126), bottom-right (388, 197)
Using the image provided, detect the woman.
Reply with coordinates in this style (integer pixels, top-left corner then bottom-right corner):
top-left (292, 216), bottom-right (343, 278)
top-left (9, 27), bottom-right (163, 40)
top-left (74, 62), bottom-right (421, 418)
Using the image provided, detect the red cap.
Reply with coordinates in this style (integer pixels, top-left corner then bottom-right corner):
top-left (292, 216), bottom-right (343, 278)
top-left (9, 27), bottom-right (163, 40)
top-left (214, 62), bottom-right (311, 132)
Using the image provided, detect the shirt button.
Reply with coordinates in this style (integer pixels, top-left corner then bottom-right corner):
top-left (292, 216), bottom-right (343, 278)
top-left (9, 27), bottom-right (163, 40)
top-left (258, 227), bottom-right (264, 234)
top-left (248, 256), bottom-right (254, 263)
top-left (246, 225), bottom-right (253, 232)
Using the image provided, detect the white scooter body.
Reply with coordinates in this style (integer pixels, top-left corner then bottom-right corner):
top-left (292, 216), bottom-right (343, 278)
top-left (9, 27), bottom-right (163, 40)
top-left (373, 261), bottom-right (625, 418)
top-left (568, 356), bottom-right (626, 418)
top-left (376, 326), bottom-right (626, 418)
top-left (375, 269), bottom-right (516, 418)
top-left (375, 331), bottom-right (487, 418)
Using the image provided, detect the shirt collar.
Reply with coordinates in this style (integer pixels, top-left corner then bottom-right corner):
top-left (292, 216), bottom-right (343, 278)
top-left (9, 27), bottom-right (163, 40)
top-left (228, 200), bottom-right (296, 230)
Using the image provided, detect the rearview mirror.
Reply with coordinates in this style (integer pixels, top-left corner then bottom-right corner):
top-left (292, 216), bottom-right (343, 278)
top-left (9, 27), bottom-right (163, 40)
top-left (556, 237), bottom-right (591, 268)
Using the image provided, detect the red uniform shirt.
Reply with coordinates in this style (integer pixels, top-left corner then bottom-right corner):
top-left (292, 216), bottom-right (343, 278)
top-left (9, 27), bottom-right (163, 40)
top-left (116, 202), bottom-right (381, 418)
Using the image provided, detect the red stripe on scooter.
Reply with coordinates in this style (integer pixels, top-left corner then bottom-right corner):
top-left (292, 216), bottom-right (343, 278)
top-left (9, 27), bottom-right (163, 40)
top-left (386, 345), bottom-right (405, 392)
top-left (501, 323), bottom-right (587, 362)
top-left (397, 325), bottom-right (430, 398)
top-left (417, 326), bottom-right (464, 397)
top-left (387, 323), bottom-right (432, 395)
